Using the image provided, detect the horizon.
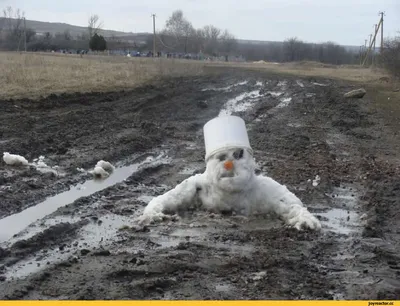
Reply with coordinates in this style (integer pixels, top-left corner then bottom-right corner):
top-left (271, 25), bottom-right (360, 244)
top-left (2, 0), bottom-right (399, 46)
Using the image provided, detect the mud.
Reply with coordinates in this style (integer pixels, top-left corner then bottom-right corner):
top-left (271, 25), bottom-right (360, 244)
top-left (0, 68), bottom-right (399, 300)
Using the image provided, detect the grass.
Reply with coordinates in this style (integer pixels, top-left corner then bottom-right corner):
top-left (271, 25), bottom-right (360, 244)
top-left (0, 51), bottom-right (205, 100)
top-left (207, 60), bottom-right (391, 84)
top-left (0, 51), bottom-right (398, 100)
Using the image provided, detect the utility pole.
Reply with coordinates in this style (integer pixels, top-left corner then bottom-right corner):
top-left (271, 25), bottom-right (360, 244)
top-left (379, 11), bottom-right (385, 53)
top-left (373, 24), bottom-right (377, 65)
top-left (151, 14), bottom-right (156, 57)
top-left (23, 17), bottom-right (27, 52)
top-left (362, 18), bottom-right (382, 66)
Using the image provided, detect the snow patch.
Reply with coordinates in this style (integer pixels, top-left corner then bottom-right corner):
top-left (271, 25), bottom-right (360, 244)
top-left (312, 175), bottom-right (321, 187)
top-left (202, 80), bottom-right (248, 92)
top-left (275, 97), bottom-right (293, 109)
top-left (219, 90), bottom-right (262, 116)
top-left (313, 82), bottom-right (328, 87)
top-left (3, 152), bottom-right (29, 166)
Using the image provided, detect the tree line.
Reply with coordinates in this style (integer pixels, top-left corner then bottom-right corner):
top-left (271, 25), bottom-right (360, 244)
top-left (0, 6), bottom-right (365, 66)
top-left (0, 7), bottom-right (108, 52)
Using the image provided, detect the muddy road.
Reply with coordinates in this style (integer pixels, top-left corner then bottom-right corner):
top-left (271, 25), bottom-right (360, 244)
top-left (0, 68), bottom-right (399, 300)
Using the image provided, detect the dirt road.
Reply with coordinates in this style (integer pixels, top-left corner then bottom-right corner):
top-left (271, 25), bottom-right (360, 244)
top-left (0, 68), bottom-right (399, 300)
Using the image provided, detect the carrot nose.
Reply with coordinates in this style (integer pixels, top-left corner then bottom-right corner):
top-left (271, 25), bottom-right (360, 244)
top-left (224, 160), bottom-right (234, 171)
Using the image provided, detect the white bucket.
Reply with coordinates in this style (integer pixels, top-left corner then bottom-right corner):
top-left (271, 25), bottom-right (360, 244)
top-left (203, 115), bottom-right (252, 160)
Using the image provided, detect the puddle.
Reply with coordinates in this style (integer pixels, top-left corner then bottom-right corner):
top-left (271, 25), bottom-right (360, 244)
top-left (318, 208), bottom-right (360, 235)
top-left (313, 184), bottom-right (361, 235)
top-left (4, 213), bottom-right (131, 280)
top-left (4, 216), bottom-right (81, 245)
top-left (0, 153), bottom-right (171, 243)
top-left (219, 90), bottom-right (262, 116)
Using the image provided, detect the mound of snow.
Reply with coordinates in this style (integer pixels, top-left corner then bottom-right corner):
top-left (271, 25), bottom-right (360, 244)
top-left (3, 152), bottom-right (29, 166)
top-left (89, 160), bottom-right (115, 179)
top-left (95, 160), bottom-right (115, 173)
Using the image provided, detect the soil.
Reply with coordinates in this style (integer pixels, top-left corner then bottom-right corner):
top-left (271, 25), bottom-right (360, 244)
top-left (0, 67), bottom-right (399, 300)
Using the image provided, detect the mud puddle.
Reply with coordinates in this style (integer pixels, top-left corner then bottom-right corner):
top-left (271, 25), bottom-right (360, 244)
top-left (0, 152), bottom-right (171, 243)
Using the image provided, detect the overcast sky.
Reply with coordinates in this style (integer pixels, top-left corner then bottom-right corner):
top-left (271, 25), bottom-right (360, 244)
top-left (2, 0), bottom-right (399, 46)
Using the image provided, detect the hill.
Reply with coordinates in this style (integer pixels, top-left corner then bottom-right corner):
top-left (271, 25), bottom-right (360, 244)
top-left (0, 17), bottom-right (360, 52)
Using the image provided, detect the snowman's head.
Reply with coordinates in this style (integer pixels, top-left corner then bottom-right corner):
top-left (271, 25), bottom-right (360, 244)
top-left (205, 147), bottom-right (256, 192)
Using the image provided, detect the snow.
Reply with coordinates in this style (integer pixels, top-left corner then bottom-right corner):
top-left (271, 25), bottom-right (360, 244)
top-left (202, 81), bottom-right (248, 92)
top-left (137, 146), bottom-right (321, 231)
top-left (95, 160), bottom-right (115, 173)
top-left (313, 82), bottom-right (328, 87)
top-left (3, 152), bottom-right (29, 166)
top-left (275, 97), bottom-right (293, 109)
top-left (296, 81), bottom-right (305, 88)
top-left (267, 91), bottom-right (284, 97)
top-left (312, 175), bottom-right (321, 187)
top-left (89, 166), bottom-right (110, 179)
top-left (219, 90), bottom-right (262, 116)
top-left (89, 160), bottom-right (115, 179)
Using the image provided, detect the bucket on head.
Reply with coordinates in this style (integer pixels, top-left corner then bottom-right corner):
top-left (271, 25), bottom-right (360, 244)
top-left (203, 115), bottom-right (252, 160)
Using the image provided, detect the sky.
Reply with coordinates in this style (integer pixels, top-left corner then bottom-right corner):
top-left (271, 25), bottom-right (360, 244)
top-left (2, 0), bottom-right (399, 46)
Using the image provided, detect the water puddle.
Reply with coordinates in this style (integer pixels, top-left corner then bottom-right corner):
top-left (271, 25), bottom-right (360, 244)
top-left (318, 208), bottom-right (359, 235)
top-left (219, 90), bottom-right (262, 116)
top-left (315, 186), bottom-right (361, 235)
top-left (0, 152), bottom-right (171, 243)
top-left (4, 213), bottom-right (131, 280)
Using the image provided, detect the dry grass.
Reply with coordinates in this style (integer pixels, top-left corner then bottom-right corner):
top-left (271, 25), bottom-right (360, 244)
top-left (0, 52), bottom-right (205, 99)
top-left (207, 60), bottom-right (391, 84)
top-left (1, 51), bottom-right (397, 100)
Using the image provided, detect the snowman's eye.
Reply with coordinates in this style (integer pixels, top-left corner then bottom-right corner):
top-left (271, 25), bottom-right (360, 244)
top-left (233, 149), bottom-right (244, 160)
top-left (218, 154), bottom-right (227, 161)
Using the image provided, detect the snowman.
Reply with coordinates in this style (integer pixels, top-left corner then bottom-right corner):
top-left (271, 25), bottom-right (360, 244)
top-left (137, 116), bottom-right (321, 231)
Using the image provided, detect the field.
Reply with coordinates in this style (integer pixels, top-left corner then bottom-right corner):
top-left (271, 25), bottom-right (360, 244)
top-left (0, 52), bottom-right (400, 300)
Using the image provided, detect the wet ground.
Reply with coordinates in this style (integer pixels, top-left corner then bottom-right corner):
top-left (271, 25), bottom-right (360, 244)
top-left (0, 68), bottom-right (399, 300)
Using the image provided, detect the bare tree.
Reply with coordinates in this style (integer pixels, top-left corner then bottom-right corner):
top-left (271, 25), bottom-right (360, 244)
top-left (283, 37), bottom-right (303, 61)
top-left (163, 10), bottom-right (194, 53)
top-left (202, 25), bottom-right (221, 55)
top-left (219, 30), bottom-right (237, 54)
top-left (2, 6), bottom-right (26, 50)
top-left (88, 14), bottom-right (103, 38)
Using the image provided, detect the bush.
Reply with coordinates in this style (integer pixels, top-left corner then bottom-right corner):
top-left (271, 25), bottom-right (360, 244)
top-left (89, 34), bottom-right (107, 51)
top-left (380, 35), bottom-right (400, 77)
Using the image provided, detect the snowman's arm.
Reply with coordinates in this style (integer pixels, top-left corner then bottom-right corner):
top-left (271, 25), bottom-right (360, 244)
top-left (254, 176), bottom-right (321, 230)
top-left (138, 173), bottom-right (204, 224)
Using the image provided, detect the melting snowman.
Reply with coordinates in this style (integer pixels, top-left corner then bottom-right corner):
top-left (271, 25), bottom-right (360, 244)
top-left (137, 116), bottom-right (321, 231)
